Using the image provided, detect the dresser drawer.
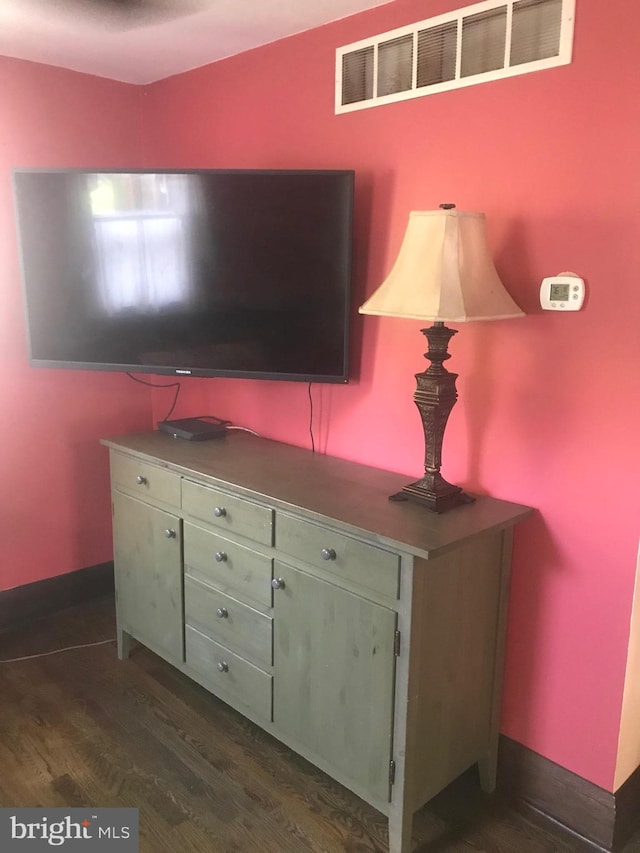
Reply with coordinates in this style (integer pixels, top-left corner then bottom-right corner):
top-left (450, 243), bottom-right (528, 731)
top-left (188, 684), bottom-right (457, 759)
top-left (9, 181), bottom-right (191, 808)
top-left (182, 479), bottom-right (274, 546)
top-left (185, 626), bottom-right (272, 722)
top-left (183, 522), bottom-right (273, 608)
top-left (111, 453), bottom-right (181, 508)
top-left (185, 575), bottom-right (273, 668)
top-left (276, 514), bottom-right (400, 600)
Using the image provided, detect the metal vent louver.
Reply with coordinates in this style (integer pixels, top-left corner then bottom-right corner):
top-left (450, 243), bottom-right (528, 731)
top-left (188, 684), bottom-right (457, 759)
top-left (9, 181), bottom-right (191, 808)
top-left (336, 0), bottom-right (574, 113)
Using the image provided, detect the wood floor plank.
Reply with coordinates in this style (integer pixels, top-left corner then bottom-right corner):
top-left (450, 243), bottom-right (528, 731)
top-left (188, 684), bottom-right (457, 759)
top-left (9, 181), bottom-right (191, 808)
top-left (1, 596), bottom-right (639, 853)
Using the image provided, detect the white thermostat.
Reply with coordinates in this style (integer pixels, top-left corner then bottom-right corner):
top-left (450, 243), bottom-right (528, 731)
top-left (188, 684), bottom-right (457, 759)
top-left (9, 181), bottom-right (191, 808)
top-left (540, 272), bottom-right (585, 311)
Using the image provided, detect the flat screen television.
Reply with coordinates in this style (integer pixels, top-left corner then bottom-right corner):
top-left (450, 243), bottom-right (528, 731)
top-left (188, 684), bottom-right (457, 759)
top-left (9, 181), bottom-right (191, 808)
top-left (13, 168), bottom-right (354, 383)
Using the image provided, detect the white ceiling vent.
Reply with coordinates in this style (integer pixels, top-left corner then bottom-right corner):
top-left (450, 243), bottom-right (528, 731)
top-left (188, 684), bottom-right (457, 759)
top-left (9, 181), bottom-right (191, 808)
top-left (336, 0), bottom-right (574, 113)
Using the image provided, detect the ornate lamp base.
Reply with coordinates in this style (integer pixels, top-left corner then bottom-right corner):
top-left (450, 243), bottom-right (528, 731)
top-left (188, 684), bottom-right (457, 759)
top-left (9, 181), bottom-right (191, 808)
top-left (391, 476), bottom-right (474, 513)
top-left (391, 321), bottom-right (475, 513)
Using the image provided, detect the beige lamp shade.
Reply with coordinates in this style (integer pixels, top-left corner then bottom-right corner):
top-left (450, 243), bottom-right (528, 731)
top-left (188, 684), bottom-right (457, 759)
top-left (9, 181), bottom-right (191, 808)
top-left (359, 208), bottom-right (524, 322)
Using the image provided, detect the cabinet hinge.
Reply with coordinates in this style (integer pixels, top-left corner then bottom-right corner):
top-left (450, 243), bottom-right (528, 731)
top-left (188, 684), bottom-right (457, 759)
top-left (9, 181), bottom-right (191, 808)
top-left (389, 759), bottom-right (396, 786)
top-left (394, 630), bottom-right (401, 656)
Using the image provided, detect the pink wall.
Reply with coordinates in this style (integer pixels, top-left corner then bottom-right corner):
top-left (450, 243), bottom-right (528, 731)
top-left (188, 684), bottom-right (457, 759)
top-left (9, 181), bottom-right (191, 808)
top-left (142, 0), bottom-right (640, 790)
top-left (0, 58), bottom-right (152, 592)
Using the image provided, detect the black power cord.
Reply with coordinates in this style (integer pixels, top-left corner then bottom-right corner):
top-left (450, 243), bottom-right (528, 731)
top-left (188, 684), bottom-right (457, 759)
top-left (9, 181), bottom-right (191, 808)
top-left (308, 381), bottom-right (315, 453)
top-left (126, 373), bottom-right (181, 422)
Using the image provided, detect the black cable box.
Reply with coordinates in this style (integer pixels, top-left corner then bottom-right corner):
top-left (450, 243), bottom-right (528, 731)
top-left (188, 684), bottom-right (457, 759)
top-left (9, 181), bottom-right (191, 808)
top-left (158, 418), bottom-right (227, 441)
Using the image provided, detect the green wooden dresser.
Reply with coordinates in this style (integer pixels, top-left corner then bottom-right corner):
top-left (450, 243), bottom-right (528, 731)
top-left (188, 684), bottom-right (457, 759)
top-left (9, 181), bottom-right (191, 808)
top-left (102, 430), bottom-right (532, 853)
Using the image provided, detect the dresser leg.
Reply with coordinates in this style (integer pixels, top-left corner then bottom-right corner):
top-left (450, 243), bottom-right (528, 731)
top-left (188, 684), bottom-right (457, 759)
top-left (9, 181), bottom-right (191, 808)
top-left (117, 627), bottom-right (132, 660)
top-left (387, 806), bottom-right (414, 853)
top-left (478, 527), bottom-right (513, 795)
top-left (478, 750), bottom-right (498, 793)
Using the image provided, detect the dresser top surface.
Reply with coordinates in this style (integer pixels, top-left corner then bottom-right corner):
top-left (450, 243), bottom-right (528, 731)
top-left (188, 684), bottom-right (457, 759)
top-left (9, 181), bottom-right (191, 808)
top-left (102, 430), bottom-right (532, 559)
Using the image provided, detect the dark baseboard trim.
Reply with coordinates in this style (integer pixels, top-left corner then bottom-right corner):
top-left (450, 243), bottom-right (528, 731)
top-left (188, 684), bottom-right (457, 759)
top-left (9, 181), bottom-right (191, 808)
top-left (0, 563), bottom-right (114, 635)
top-left (614, 761), bottom-right (640, 850)
top-left (498, 735), bottom-right (640, 852)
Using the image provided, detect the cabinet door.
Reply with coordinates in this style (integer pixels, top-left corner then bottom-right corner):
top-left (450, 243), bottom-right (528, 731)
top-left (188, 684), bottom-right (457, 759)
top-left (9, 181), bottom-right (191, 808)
top-left (272, 562), bottom-right (396, 803)
top-left (112, 492), bottom-right (184, 662)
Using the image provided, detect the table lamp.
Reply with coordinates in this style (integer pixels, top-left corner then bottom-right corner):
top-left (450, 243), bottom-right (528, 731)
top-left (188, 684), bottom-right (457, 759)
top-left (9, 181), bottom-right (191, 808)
top-left (359, 204), bottom-right (524, 513)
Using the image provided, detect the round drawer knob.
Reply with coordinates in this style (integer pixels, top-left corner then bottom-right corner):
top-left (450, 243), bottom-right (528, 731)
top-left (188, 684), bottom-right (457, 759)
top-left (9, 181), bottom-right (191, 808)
top-left (216, 607), bottom-right (228, 619)
top-left (216, 661), bottom-right (229, 673)
top-left (271, 577), bottom-right (286, 590)
top-left (164, 528), bottom-right (177, 539)
top-left (214, 551), bottom-right (227, 562)
top-left (321, 547), bottom-right (336, 561)
top-left (213, 506), bottom-right (227, 518)
top-left (136, 475), bottom-right (147, 485)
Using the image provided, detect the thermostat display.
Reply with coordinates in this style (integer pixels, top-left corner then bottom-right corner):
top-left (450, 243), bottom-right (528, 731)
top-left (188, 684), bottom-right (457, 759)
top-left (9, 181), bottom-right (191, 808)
top-left (549, 283), bottom-right (570, 301)
top-left (540, 273), bottom-right (585, 311)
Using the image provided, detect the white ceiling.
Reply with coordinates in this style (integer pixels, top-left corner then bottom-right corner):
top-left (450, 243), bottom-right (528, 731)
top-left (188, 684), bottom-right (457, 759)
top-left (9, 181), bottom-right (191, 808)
top-left (0, 0), bottom-right (390, 85)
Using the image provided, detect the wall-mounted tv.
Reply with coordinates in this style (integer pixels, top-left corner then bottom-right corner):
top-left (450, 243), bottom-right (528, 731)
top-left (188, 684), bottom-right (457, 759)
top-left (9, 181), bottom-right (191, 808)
top-left (13, 168), bottom-right (354, 383)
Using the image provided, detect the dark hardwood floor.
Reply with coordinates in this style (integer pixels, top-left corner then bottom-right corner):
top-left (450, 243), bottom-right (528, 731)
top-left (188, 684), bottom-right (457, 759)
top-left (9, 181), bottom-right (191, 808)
top-left (0, 596), bottom-right (638, 853)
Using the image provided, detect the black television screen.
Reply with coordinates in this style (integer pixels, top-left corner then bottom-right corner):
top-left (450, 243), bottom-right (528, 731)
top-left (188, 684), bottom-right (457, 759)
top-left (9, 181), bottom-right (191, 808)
top-left (13, 168), bottom-right (354, 383)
